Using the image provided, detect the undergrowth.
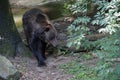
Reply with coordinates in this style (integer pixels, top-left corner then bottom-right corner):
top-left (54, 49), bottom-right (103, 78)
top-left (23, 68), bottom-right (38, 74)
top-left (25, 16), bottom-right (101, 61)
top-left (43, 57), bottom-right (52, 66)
top-left (59, 61), bottom-right (98, 80)
top-left (62, 0), bottom-right (120, 80)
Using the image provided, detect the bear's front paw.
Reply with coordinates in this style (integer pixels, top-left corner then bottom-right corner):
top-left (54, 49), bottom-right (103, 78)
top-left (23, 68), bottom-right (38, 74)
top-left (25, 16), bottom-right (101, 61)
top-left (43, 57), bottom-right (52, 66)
top-left (38, 61), bottom-right (47, 67)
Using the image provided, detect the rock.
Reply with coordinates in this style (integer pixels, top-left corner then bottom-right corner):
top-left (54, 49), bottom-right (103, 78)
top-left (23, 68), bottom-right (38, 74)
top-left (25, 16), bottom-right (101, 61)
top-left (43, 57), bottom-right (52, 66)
top-left (10, 0), bottom-right (67, 19)
top-left (0, 55), bottom-right (21, 80)
top-left (10, 0), bottom-right (65, 7)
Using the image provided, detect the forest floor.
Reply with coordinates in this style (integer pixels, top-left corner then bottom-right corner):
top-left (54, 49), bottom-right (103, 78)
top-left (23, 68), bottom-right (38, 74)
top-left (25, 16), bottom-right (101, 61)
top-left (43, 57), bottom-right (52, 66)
top-left (9, 55), bottom-right (73, 80)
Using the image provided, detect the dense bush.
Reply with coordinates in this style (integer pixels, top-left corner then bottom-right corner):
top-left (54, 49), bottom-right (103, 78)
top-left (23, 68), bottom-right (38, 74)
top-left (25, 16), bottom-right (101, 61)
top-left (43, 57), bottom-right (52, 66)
top-left (66, 0), bottom-right (120, 80)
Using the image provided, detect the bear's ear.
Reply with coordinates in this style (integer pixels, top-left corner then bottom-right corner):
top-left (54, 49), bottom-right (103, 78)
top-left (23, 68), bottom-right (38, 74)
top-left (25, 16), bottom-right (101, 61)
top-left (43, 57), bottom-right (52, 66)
top-left (36, 13), bottom-right (46, 23)
top-left (45, 24), bottom-right (52, 32)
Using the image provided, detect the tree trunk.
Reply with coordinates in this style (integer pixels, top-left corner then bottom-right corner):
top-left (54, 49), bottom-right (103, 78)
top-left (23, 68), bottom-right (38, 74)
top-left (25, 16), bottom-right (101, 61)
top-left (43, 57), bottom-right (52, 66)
top-left (0, 0), bottom-right (30, 56)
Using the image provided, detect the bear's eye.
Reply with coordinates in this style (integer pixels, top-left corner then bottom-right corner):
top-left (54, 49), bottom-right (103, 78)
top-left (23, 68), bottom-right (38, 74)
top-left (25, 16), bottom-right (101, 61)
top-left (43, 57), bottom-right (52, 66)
top-left (45, 27), bottom-right (50, 32)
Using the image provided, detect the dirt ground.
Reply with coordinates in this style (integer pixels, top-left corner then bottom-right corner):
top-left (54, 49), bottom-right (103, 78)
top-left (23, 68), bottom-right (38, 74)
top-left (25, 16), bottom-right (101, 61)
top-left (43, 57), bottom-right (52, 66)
top-left (9, 56), bottom-right (73, 80)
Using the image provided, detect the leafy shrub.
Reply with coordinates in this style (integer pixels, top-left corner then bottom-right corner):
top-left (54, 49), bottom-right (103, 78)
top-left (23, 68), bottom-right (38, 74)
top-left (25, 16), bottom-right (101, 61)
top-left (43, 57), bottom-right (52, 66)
top-left (66, 0), bottom-right (92, 50)
top-left (66, 0), bottom-right (120, 80)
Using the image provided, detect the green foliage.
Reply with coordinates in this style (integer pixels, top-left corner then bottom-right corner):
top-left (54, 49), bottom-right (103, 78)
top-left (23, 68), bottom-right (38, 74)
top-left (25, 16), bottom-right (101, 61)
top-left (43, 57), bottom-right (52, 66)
top-left (66, 0), bottom-right (95, 50)
top-left (91, 1), bottom-right (120, 79)
top-left (93, 31), bottom-right (120, 80)
top-left (113, 64), bottom-right (120, 79)
top-left (59, 61), bottom-right (98, 80)
top-left (65, 0), bottom-right (120, 80)
top-left (94, 30), bottom-right (120, 58)
top-left (63, 0), bottom-right (75, 16)
top-left (67, 16), bottom-right (90, 49)
top-left (92, 0), bottom-right (120, 34)
top-left (94, 60), bottom-right (120, 80)
top-left (67, 0), bottom-right (93, 15)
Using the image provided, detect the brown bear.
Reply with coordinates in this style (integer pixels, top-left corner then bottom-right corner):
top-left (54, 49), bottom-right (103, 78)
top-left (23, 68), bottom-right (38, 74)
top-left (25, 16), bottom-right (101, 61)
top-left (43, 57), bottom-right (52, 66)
top-left (22, 8), bottom-right (57, 67)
